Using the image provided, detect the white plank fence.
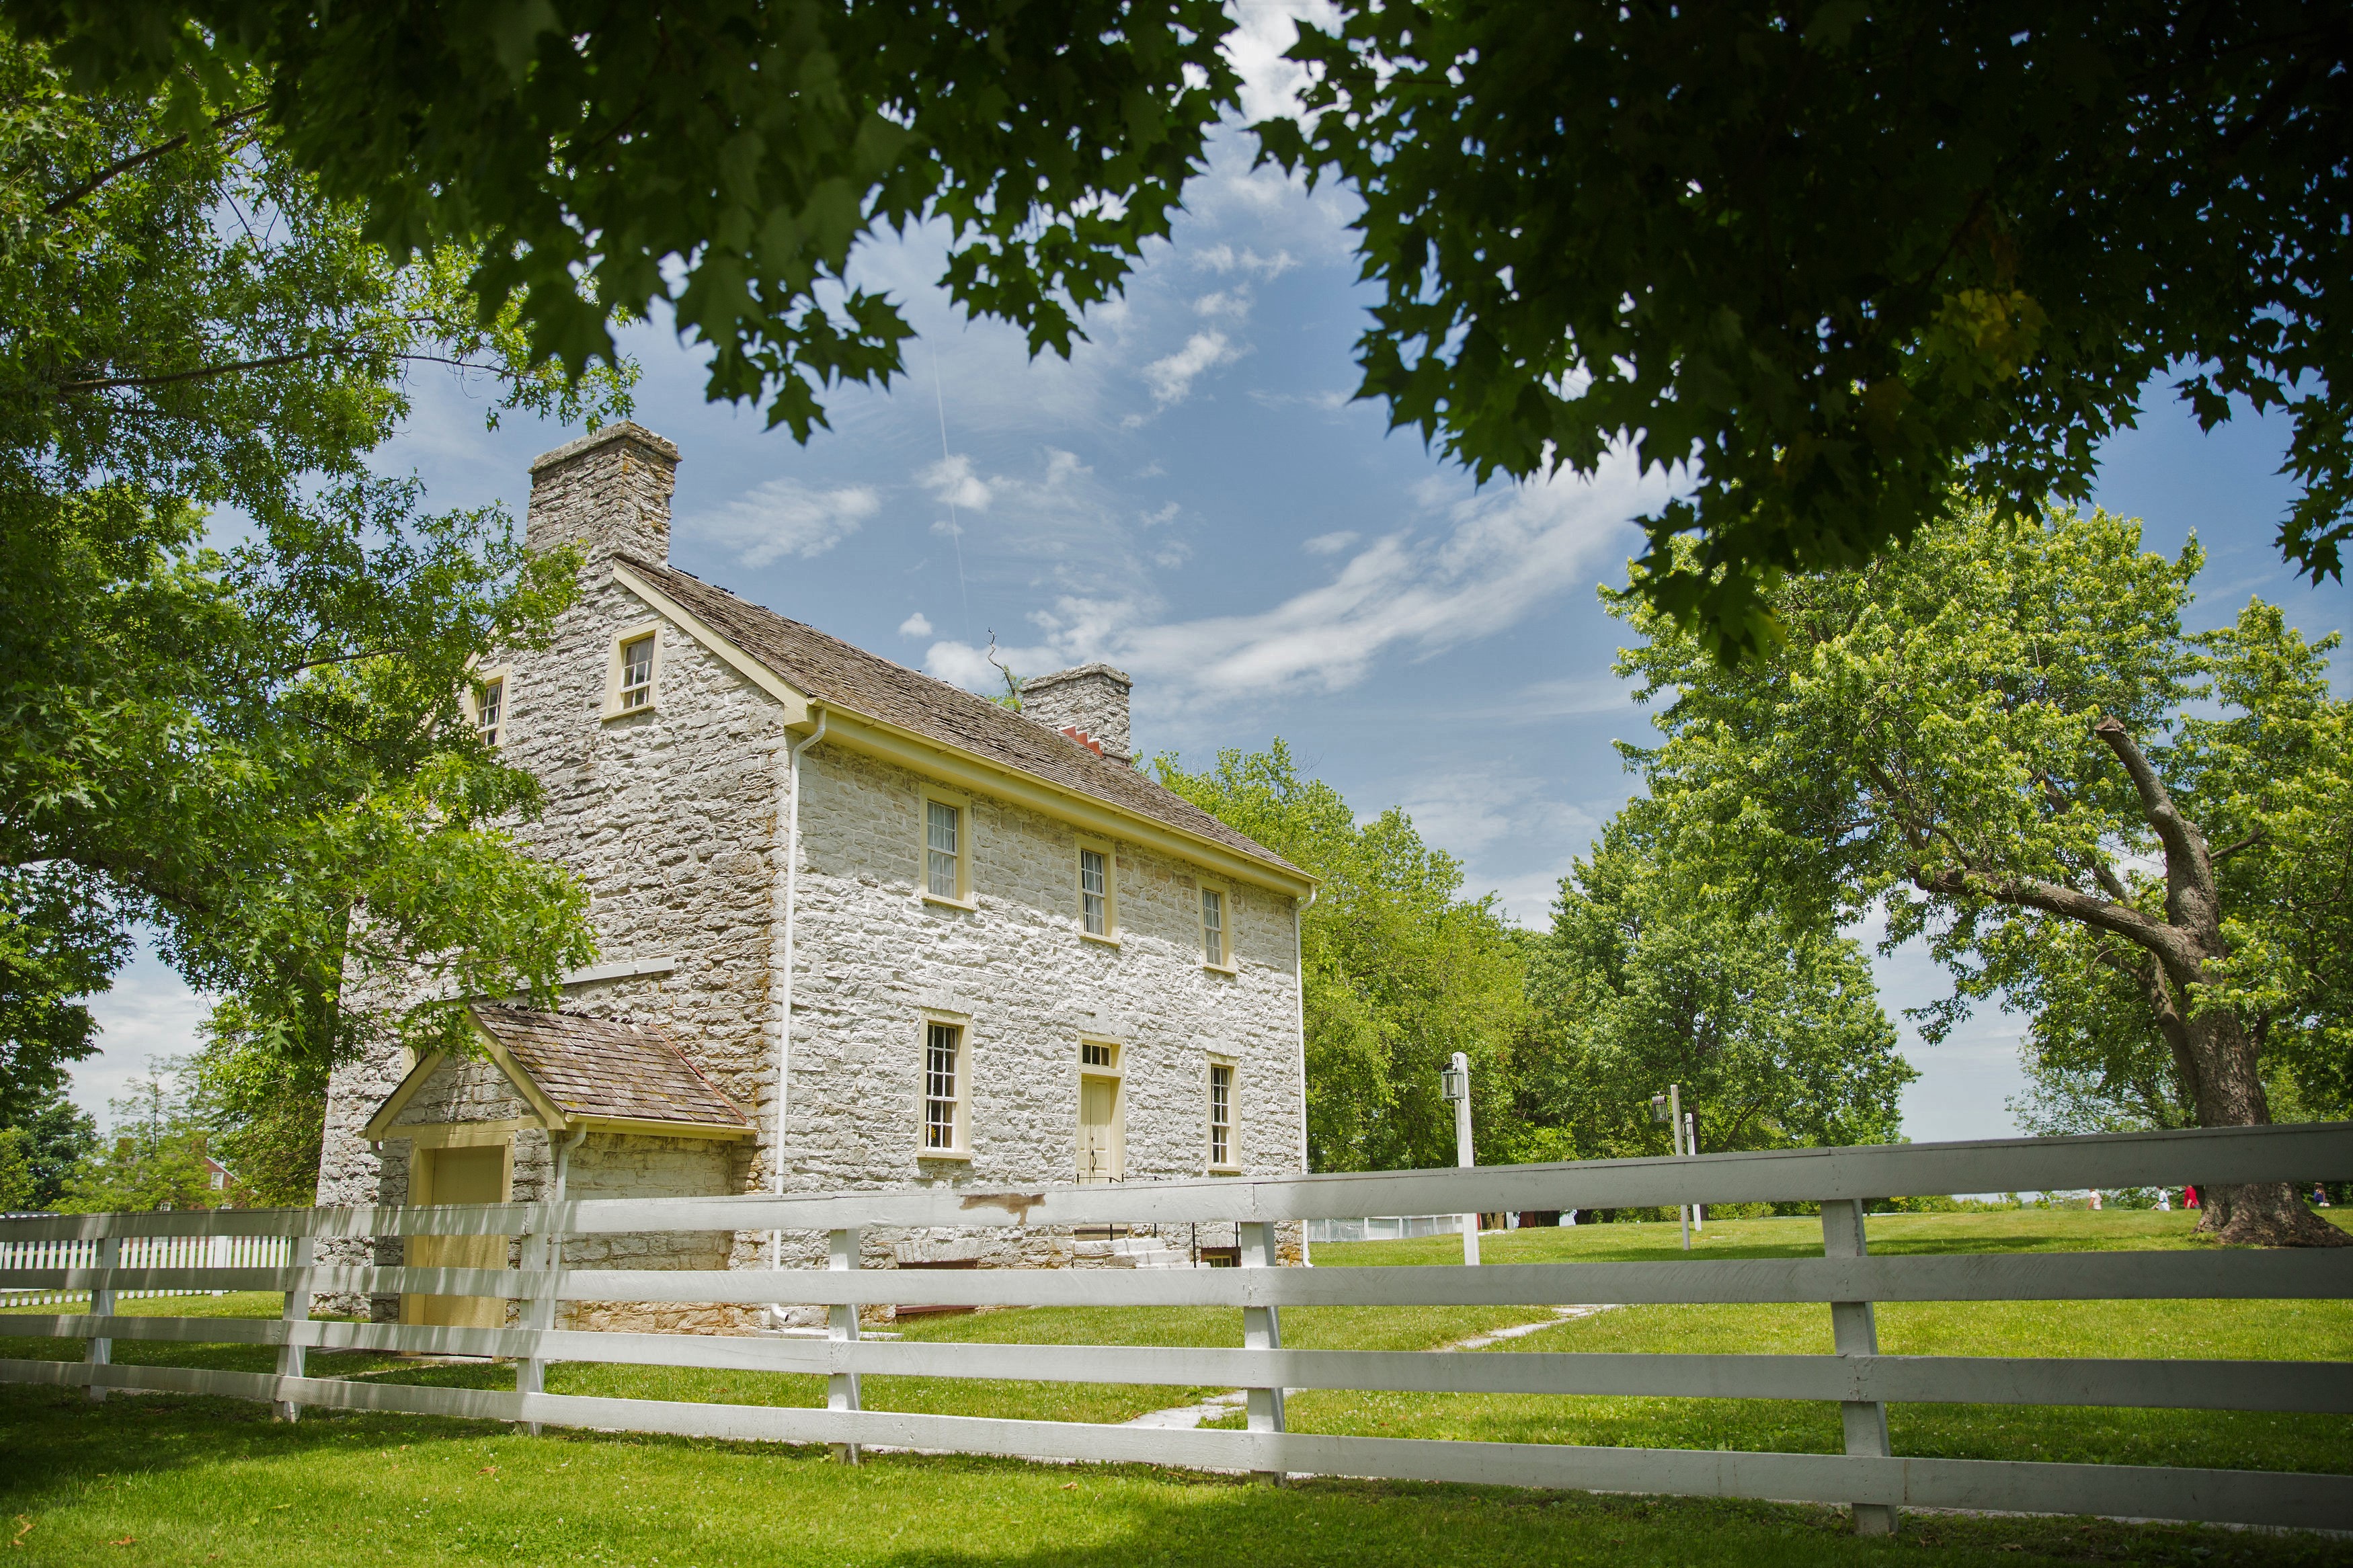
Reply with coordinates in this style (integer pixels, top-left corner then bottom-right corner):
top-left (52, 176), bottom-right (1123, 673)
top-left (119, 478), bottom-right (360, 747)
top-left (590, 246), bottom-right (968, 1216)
top-left (2, 1124), bottom-right (2348, 1534)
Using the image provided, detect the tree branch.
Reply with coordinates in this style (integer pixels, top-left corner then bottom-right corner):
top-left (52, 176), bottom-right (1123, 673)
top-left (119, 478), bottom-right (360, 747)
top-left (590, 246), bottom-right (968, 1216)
top-left (2212, 828), bottom-right (2266, 862)
top-left (44, 104), bottom-right (266, 217)
top-left (54, 349), bottom-right (516, 395)
top-left (1913, 862), bottom-right (2190, 963)
top-left (2092, 715), bottom-right (2220, 925)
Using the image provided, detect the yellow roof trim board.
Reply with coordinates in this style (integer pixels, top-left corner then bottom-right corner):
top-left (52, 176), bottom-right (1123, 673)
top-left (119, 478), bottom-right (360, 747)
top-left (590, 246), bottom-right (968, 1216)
top-left (820, 707), bottom-right (1314, 898)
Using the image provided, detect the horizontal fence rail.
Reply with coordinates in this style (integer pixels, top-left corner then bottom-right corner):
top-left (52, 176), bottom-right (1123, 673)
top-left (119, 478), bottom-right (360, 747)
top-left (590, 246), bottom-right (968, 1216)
top-left (2, 1124), bottom-right (2348, 1534)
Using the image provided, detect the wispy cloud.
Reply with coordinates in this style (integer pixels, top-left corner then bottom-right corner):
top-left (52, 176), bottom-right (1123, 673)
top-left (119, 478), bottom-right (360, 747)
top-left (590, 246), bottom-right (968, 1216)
top-left (898, 611), bottom-right (933, 638)
top-left (1144, 331), bottom-right (1244, 406)
top-left (687, 478), bottom-right (881, 565)
top-left (1302, 530), bottom-right (1359, 555)
top-left (924, 452), bottom-right (1662, 704)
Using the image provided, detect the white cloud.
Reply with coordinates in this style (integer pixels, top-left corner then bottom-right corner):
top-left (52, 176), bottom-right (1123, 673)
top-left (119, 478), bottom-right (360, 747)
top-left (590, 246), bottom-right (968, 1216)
top-left (922, 450), bottom-right (1663, 704)
top-left (1226, 0), bottom-right (1342, 125)
top-left (687, 477), bottom-right (881, 566)
top-left (1144, 331), bottom-right (1244, 406)
top-left (922, 454), bottom-right (993, 512)
top-left (1302, 530), bottom-right (1359, 555)
top-left (1193, 288), bottom-right (1253, 321)
top-left (898, 611), bottom-right (934, 638)
top-left (1142, 501), bottom-right (1181, 527)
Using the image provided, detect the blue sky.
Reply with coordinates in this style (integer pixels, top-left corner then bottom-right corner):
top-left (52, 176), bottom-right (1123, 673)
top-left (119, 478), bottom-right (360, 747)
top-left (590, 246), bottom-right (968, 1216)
top-left (74, 8), bottom-right (2352, 1147)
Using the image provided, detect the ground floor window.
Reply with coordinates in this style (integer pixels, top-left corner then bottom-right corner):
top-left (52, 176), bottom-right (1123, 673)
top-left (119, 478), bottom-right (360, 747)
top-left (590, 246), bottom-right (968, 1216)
top-left (1207, 1059), bottom-right (1236, 1169)
top-left (924, 1020), bottom-right (966, 1153)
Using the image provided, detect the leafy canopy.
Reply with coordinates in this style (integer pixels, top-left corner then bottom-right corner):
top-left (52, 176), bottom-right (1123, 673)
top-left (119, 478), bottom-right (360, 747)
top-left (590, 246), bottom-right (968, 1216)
top-left (0, 32), bottom-right (624, 1113)
top-left (1258, 3), bottom-right (2352, 655)
top-left (13, 0), bottom-right (1242, 440)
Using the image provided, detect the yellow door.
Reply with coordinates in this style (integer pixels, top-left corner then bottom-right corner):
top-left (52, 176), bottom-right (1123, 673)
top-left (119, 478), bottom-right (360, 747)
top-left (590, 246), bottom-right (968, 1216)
top-left (402, 1143), bottom-right (510, 1329)
top-left (1078, 1076), bottom-right (1122, 1182)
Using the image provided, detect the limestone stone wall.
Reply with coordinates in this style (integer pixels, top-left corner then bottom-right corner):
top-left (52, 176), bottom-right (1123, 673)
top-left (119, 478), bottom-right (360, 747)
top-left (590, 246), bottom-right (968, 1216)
top-left (770, 738), bottom-right (1306, 1293)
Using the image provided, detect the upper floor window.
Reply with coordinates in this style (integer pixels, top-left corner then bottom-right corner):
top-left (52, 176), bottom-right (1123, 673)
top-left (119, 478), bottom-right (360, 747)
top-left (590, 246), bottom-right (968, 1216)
top-left (1200, 885), bottom-right (1230, 969)
top-left (603, 622), bottom-right (663, 719)
top-left (924, 797), bottom-right (966, 902)
top-left (1077, 841), bottom-right (1117, 941)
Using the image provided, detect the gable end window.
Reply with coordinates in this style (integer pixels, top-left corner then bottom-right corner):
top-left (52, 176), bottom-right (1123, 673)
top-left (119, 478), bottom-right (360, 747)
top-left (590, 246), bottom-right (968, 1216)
top-left (602, 622), bottom-right (664, 718)
top-left (468, 667), bottom-right (510, 749)
top-left (1076, 839), bottom-right (1117, 942)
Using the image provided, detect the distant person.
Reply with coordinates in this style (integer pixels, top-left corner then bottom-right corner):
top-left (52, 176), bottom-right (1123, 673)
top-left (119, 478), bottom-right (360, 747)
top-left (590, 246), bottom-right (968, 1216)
top-left (2157, 1189), bottom-right (2170, 1211)
top-left (2183, 1185), bottom-right (2200, 1210)
top-left (2088, 1190), bottom-right (2102, 1211)
top-left (2315, 1184), bottom-right (2331, 1208)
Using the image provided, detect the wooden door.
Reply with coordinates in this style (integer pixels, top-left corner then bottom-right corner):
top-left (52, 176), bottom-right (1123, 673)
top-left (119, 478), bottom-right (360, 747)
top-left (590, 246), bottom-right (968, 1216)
top-left (401, 1143), bottom-right (510, 1329)
top-left (1077, 1075), bottom-right (1122, 1183)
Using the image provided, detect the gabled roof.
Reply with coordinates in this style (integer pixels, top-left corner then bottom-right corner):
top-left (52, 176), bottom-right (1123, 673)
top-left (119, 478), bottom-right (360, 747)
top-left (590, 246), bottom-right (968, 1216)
top-left (363, 1005), bottom-right (754, 1141)
top-left (612, 552), bottom-right (1305, 883)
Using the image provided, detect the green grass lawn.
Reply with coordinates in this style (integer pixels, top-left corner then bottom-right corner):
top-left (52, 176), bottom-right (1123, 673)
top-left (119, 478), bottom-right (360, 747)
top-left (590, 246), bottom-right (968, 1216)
top-left (1, 1209), bottom-right (2345, 1565)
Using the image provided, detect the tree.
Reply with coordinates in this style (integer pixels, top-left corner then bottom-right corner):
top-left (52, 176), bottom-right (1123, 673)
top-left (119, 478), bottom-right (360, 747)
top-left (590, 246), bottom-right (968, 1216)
top-left (1525, 809), bottom-right (1913, 1167)
top-left (1617, 501), bottom-right (2350, 1245)
top-left (1256, 3), bottom-right (2351, 655)
top-left (0, 32), bottom-right (619, 1114)
top-left (13, 0), bottom-right (1242, 439)
top-left (1155, 742), bottom-right (1543, 1173)
top-left (0, 1090), bottom-right (95, 1208)
top-left (60, 1065), bottom-right (218, 1214)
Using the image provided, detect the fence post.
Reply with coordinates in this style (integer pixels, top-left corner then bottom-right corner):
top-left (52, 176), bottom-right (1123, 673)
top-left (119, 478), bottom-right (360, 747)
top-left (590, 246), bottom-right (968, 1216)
top-left (1240, 1219), bottom-right (1286, 1485)
top-left (83, 1232), bottom-right (119, 1401)
top-left (1822, 1198), bottom-right (1897, 1536)
top-left (828, 1227), bottom-right (862, 1464)
top-left (275, 1233), bottom-right (315, 1422)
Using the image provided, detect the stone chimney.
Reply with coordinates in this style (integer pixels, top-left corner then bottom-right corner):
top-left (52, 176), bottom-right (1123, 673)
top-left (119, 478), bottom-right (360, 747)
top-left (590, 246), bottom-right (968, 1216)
top-left (1021, 663), bottom-right (1133, 764)
top-left (526, 421), bottom-right (680, 565)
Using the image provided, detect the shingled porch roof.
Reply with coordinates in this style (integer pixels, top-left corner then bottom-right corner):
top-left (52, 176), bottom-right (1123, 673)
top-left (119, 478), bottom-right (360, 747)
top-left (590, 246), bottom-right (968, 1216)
top-left (363, 1005), bottom-right (754, 1141)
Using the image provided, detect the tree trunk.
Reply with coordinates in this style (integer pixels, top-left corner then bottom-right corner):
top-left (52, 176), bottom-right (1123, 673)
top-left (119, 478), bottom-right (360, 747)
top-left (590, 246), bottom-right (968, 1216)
top-left (2174, 1005), bottom-right (2346, 1247)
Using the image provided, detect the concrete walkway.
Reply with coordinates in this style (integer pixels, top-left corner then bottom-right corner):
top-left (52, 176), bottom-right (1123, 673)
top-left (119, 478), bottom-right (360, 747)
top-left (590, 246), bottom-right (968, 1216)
top-left (1118, 1303), bottom-right (1620, 1429)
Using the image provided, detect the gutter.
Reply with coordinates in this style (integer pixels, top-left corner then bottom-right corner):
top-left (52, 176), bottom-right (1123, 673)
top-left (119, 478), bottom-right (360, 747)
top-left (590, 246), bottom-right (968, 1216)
top-left (770, 706), bottom-right (828, 1271)
top-left (1293, 884), bottom-right (1318, 1265)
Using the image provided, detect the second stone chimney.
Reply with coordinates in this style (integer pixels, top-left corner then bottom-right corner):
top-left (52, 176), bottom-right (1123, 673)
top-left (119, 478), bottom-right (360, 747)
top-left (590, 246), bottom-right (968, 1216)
top-left (1021, 663), bottom-right (1133, 764)
top-left (526, 421), bottom-right (680, 565)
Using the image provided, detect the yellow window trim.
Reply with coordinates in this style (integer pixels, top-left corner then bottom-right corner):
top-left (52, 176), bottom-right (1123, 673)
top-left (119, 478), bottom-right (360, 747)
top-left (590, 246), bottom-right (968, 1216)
top-left (1197, 878), bottom-right (1236, 972)
top-left (467, 663), bottom-right (512, 748)
top-left (918, 1012), bottom-right (972, 1159)
top-left (1075, 835), bottom-right (1119, 942)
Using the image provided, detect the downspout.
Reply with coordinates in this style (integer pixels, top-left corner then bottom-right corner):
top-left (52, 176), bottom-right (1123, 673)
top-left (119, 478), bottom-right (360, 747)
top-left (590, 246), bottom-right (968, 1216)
top-left (769, 707), bottom-right (828, 1272)
top-left (1293, 884), bottom-right (1318, 1266)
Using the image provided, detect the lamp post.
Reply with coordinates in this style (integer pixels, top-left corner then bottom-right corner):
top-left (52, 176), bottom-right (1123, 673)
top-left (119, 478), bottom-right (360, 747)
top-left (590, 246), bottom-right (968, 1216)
top-left (1441, 1051), bottom-right (1478, 1266)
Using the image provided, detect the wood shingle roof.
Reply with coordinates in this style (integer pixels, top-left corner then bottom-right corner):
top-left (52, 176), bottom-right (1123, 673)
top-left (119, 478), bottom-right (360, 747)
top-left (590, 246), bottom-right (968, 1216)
top-left (471, 1005), bottom-right (751, 1132)
top-left (614, 552), bottom-right (1304, 878)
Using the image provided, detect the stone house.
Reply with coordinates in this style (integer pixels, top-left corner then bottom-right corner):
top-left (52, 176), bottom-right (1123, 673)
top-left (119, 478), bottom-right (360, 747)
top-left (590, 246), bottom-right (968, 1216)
top-left (315, 423), bottom-right (1314, 1325)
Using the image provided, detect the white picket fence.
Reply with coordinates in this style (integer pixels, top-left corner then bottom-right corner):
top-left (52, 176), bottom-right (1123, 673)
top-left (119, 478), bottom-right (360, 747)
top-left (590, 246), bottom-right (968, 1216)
top-left (0, 1228), bottom-right (292, 1307)
top-left (1, 1124), bottom-right (2348, 1534)
top-left (1305, 1213), bottom-right (1471, 1242)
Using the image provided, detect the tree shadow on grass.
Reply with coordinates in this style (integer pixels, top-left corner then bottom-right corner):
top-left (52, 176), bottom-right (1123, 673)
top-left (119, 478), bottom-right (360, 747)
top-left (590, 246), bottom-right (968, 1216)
top-left (0, 1387), bottom-right (2341, 1568)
